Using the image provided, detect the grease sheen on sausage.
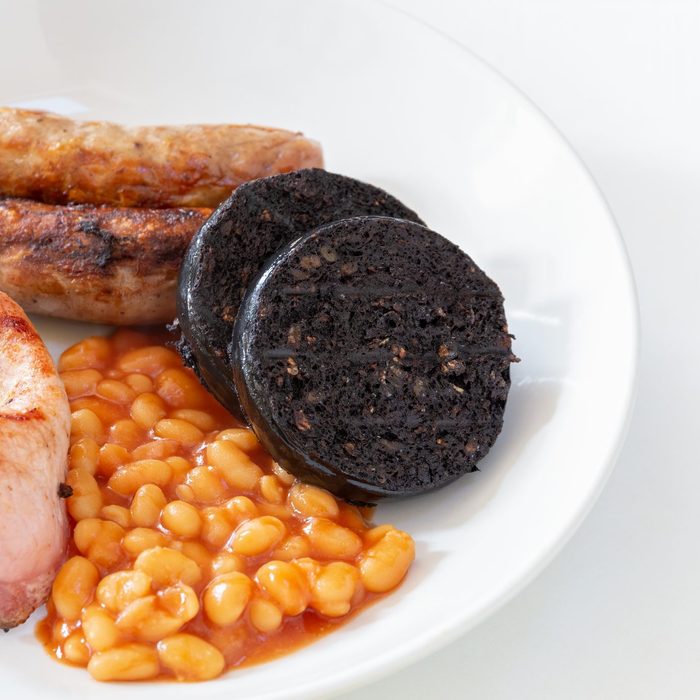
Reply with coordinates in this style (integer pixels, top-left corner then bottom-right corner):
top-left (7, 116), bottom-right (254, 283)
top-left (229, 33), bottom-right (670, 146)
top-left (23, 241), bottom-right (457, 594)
top-left (0, 108), bottom-right (324, 208)
top-left (0, 198), bottom-right (211, 325)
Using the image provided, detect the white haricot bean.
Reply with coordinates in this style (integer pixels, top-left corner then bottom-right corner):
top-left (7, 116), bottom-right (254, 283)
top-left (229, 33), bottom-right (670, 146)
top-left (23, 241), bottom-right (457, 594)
top-left (157, 634), bottom-right (225, 681)
top-left (230, 516), bottom-right (286, 556)
top-left (203, 572), bottom-right (253, 626)
top-left (288, 482), bottom-right (340, 519)
top-left (134, 547), bottom-right (202, 587)
top-left (87, 643), bottom-right (160, 681)
top-left (358, 529), bottom-right (415, 593)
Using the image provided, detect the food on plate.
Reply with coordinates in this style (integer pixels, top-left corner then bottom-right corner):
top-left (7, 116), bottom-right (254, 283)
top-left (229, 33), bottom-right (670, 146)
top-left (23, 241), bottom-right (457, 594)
top-left (0, 292), bottom-right (71, 629)
top-left (231, 217), bottom-right (516, 503)
top-left (0, 104), bottom-right (513, 679)
top-left (0, 108), bottom-right (323, 208)
top-left (176, 168), bottom-right (423, 414)
top-left (38, 329), bottom-right (414, 681)
top-left (0, 198), bottom-right (211, 325)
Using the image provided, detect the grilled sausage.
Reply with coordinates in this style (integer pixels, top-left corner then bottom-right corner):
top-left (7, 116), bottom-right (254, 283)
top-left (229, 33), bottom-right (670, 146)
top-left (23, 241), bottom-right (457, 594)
top-left (0, 108), bottom-right (323, 208)
top-left (0, 292), bottom-right (70, 628)
top-left (0, 198), bottom-right (211, 325)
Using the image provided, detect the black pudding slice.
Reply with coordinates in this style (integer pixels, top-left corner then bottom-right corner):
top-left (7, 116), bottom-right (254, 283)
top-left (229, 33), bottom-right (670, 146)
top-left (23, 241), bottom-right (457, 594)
top-left (176, 169), bottom-right (423, 416)
top-left (231, 217), bottom-right (516, 504)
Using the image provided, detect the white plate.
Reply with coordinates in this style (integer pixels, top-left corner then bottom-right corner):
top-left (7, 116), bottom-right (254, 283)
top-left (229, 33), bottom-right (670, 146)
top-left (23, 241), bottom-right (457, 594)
top-left (0, 0), bottom-right (638, 698)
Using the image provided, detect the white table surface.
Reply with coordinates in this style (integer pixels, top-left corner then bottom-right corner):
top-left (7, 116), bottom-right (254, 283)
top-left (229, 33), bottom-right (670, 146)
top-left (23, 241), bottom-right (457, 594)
top-left (341, 1), bottom-right (700, 698)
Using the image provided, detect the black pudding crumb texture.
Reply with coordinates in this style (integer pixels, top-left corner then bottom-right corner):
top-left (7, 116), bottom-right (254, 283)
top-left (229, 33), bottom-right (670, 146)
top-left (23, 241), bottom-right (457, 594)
top-left (232, 217), bottom-right (517, 503)
top-left (176, 168), bottom-right (423, 414)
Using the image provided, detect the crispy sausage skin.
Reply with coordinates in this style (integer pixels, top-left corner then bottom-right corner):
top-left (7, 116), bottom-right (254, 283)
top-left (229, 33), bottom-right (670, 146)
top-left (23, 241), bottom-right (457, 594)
top-left (0, 198), bottom-right (211, 325)
top-left (0, 292), bottom-right (70, 628)
top-left (0, 108), bottom-right (324, 208)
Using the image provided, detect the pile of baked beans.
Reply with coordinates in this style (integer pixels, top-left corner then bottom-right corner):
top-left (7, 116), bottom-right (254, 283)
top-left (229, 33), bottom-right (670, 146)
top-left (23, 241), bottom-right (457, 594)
top-left (38, 330), bottom-right (414, 682)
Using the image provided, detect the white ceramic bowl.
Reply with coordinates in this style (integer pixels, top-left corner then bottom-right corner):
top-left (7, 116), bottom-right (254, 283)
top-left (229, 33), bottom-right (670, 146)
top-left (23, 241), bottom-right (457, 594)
top-left (0, 1), bottom-right (638, 698)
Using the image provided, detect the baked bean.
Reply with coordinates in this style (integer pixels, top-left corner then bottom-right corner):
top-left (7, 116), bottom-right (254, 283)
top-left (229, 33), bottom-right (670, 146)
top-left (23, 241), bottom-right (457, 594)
top-left (303, 518), bottom-right (363, 560)
top-left (122, 528), bottom-right (167, 556)
top-left (130, 439), bottom-right (179, 461)
top-left (292, 556), bottom-right (320, 579)
top-left (87, 643), bottom-right (159, 681)
top-left (158, 583), bottom-right (199, 620)
top-left (96, 570), bottom-right (152, 612)
top-left (130, 392), bottom-right (167, 430)
top-left (224, 495), bottom-right (259, 522)
top-left (201, 507), bottom-right (235, 548)
top-left (134, 547), bottom-right (202, 587)
top-left (157, 634), bottom-right (225, 682)
top-left (210, 552), bottom-right (245, 577)
top-left (271, 462), bottom-right (296, 486)
top-left (165, 455), bottom-right (191, 479)
top-left (230, 516), bottom-right (286, 556)
top-left (182, 465), bottom-right (226, 502)
top-left (174, 484), bottom-right (196, 502)
top-left (257, 502), bottom-right (292, 519)
top-left (175, 541), bottom-right (212, 570)
top-left (358, 529), bottom-right (415, 593)
top-left (338, 503), bottom-right (369, 530)
top-left (117, 346), bottom-right (180, 376)
top-left (71, 396), bottom-right (124, 426)
top-left (59, 337), bottom-right (111, 372)
top-left (96, 379), bottom-right (136, 405)
top-left (155, 368), bottom-right (208, 409)
top-left (216, 428), bottom-right (260, 453)
top-left (65, 469), bottom-right (102, 521)
top-left (124, 373), bottom-right (153, 394)
top-left (259, 474), bottom-right (285, 504)
top-left (170, 409), bottom-right (217, 432)
top-left (69, 438), bottom-right (100, 474)
top-left (203, 572), bottom-right (253, 626)
top-left (51, 556), bottom-right (99, 620)
top-left (99, 504), bottom-right (132, 529)
top-left (130, 483), bottom-right (167, 527)
top-left (161, 500), bottom-right (202, 538)
top-left (248, 597), bottom-right (283, 633)
top-left (115, 596), bottom-right (184, 641)
top-left (274, 535), bottom-right (311, 561)
top-left (108, 459), bottom-right (172, 495)
top-left (363, 523), bottom-right (395, 547)
top-left (70, 409), bottom-right (103, 444)
top-left (81, 605), bottom-right (120, 652)
top-left (255, 561), bottom-right (309, 616)
top-left (207, 440), bottom-right (262, 490)
top-left (74, 518), bottom-right (125, 568)
top-left (63, 631), bottom-right (90, 665)
top-left (154, 418), bottom-right (204, 445)
top-left (310, 562), bottom-right (360, 617)
top-left (289, 483), bottom-right (340, 519)
top-left (61, 369), bottom-right (103, 399)
top-left (97, 443), bottom-right (130, 477)
top-left (108, 418), bottom-right (144, 449)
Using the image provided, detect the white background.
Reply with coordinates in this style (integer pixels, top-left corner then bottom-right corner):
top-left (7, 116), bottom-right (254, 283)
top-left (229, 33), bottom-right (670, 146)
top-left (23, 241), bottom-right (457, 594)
top-left (341, 1), bottom-right (700, 698)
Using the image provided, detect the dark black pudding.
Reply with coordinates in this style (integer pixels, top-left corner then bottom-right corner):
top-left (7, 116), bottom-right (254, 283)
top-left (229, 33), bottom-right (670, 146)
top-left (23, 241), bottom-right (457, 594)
top-left (231, 217), bottom-right (516, 504)
top-left (176, 169), bottom-right (423, 416)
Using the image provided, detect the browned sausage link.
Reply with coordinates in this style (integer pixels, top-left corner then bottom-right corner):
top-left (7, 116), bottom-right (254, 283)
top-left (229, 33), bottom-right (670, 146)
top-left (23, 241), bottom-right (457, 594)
top-left (0, 198), bottom-right (211, 325)
top-left (0, 108), bottom-right (324, 208)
